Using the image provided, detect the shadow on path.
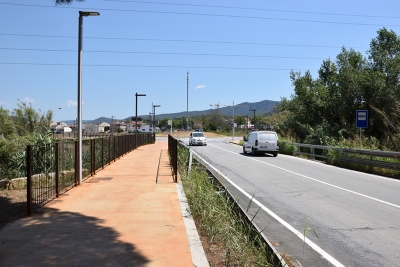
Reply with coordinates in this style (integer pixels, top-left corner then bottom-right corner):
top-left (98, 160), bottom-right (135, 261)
top-left (0, 206), bottom-right (150, 267)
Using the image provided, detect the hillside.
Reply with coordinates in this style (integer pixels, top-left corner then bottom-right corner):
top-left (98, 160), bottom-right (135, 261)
top-left (63, 100), bottom-right (279, 124)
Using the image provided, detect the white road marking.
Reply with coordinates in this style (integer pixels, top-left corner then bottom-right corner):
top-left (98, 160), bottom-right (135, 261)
top-left (192, 150), bottom-right (345, 267)
top-left (209, 144), bottom-right (400, 209)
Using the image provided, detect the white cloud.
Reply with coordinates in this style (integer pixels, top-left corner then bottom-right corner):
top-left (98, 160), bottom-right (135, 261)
top-left (0, 101), bottom-right (6, 106)
top-left (22, 97), bottom-right (34, 103)
top-left (66, 100), bottom-right (77, 107)
top-left (195, 85), bottom-right (206, 90)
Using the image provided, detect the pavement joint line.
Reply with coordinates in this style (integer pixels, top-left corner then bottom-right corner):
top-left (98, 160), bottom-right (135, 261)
top-left (176, 182), bottom-right (210, 267)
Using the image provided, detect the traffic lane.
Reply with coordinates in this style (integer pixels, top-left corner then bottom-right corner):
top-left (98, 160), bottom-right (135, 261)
top-left (191, 144), bottom-right (400, 267)
top-left (202, 141), bottom-right (400, 208)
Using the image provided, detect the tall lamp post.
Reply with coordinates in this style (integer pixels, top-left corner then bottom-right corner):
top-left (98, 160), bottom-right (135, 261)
top-left (135, 93), bottom-right (146, 148)
top-left (77, 10), bottom-right (99, 185)
top-left (232, 100), bottom-right (235, 141)
top-left (153, 104), bottom-right (161, 133)
top-left (249, 109), bottom-right (256, 131)
top-left (186, 72), bottom-right (189, 131)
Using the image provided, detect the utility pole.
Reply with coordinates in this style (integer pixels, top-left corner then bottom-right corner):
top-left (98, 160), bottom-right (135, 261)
top-left (246, 115), bottom-right (249, 134)
top-left (249, 109), bottom-right (256, 131)
top-left (186, 72), bottom-right (189, 131)
top-left (232, 100), bottom-right (235, 141)
top-left (111, 116), bottom-right (115, 133)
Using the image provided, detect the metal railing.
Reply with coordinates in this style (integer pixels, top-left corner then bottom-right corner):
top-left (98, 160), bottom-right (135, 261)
top-left (169, 135), bottom-right (285, 267)
top-left (26, 133), bottom-right (155, 215)
top-left (281, 142), bottom-right (400, 171)
top-left (168, 134), bottom-right (178, 182)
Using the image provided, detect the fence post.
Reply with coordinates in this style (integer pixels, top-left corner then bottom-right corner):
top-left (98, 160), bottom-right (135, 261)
top-left (102, 137), bottom-right (104, 169)
top-left (114, 136), bottom-right (116, 162)
top-left (26, 145), bottom-right (32, 216)
top-left (92, 138), bottom-right (96, 175)
top-left (55, 143), bottom-right (60, 197)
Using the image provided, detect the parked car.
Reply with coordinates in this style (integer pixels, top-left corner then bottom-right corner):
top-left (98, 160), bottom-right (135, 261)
top-left (189, 132), bottom-right (207, 146)
top-left (243, 131), bottom-right (279, 156)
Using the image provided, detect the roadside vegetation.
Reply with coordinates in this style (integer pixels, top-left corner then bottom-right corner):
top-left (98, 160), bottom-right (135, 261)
top-left (0, 101), bottom-right (53, 180)
top-left (177, 145), bottom-right (279, 267)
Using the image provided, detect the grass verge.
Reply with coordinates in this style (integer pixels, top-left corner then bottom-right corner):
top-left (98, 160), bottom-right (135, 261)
top-left (177, 145), bottom-right (277, 266)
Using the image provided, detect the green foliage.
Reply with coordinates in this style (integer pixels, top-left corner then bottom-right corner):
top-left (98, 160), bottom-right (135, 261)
top-left (0, 102), bottom-right (54, 180)
top-left (177, 145), bottom-right (273, 266)
top-left (12, 100), bottom-right (53, 136)
top-left (278, 139), bottom-right (297, 156)
top-left (278, 28), bottom-right (400, 150)
top-left (0, 107), bottom-right (16, 138)
top-left (235, 115), bottom-right (246, 127)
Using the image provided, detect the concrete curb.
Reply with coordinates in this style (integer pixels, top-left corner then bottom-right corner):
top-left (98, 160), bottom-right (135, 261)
top-left (176, 182), bottom-right (210, 267)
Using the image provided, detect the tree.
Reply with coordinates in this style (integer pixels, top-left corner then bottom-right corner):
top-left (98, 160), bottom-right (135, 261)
top-left (12, 100), bottom-right (53, 136)
top-left (235, 115), bottom-right (246, 127)
top-left (0, 107), bottom-right (16, 138)
top-left (158, 118), bottom-right (170, 130)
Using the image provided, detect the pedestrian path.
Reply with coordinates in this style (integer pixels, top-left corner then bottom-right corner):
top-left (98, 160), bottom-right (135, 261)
top-left (0, 140), bottom-right (208, 267)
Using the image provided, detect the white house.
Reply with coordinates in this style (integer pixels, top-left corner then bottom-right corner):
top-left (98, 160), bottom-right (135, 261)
top-left (98, 122), bottom-right (110, 133)
top-left (85, 124), bottom-right (99, 133)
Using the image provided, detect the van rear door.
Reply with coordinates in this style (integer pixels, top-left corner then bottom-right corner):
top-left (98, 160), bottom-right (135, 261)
top-left (258, 132), bottom-right (277, 151)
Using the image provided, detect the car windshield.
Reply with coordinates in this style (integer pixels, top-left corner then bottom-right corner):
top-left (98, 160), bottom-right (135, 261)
top-left (192, 133), bottom-right (204, 137)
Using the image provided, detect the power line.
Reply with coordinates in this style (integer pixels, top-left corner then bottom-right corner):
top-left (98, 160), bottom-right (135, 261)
top-left (105, 0), bottom-right (400, 19)
top-left (0, 47), bottom-right (327, 60)
top-left (1, 2), bottom-right (398, 27)
top-left (0, 62), bottom-right (317, 71)
top-left (0, 33), bottom-right (365, 49)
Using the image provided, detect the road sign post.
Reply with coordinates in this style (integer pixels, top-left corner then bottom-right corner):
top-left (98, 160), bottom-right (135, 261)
top-left (356, 110), bottom-right (368, 146)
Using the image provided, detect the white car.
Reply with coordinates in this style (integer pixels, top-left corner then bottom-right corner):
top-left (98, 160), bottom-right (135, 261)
top-left (189, 132), bottom-right (207, 146)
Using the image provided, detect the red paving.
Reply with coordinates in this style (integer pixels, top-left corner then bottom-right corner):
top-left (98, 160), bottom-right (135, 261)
top-left (0, 141), bottom-right (195, 267)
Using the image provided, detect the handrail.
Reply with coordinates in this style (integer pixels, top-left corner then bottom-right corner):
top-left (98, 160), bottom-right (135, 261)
top-left (156, 149), bottom-right (162, 183)
top-left (280, 141), bottom-right (400, 171)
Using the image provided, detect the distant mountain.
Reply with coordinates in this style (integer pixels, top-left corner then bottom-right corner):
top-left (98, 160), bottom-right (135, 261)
top-left (60, 100), bottom-right (280, 124)
top-left (145, 99), bottom-right (280, 120)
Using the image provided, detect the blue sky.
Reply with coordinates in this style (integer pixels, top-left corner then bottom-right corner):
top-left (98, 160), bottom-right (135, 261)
top-left (1, 0), bottom-right (399, 122)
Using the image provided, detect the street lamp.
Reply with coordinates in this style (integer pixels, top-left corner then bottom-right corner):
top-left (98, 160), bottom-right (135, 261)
top-left (135, 93), bottom-right (146, 148)
top-left (77, 10), bottom-right (100, 185)
top-left (249, 109), bottom-right (256, 131)
top-left (153, 104), bottom-right (161, 133)
top-left (186, 72), bottom-right (189, 131)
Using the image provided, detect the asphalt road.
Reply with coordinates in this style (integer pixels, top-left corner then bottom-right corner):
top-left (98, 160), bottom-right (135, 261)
top-left (183, 137), bottom-right (400, 267)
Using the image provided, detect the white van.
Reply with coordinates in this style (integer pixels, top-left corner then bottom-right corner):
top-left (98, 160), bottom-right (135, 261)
top-left (243, 131), bottom-right (279, 157)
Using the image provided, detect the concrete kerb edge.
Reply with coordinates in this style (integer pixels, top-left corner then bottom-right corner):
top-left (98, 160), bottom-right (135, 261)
top-left (176, 182), bottom-right (210, 267)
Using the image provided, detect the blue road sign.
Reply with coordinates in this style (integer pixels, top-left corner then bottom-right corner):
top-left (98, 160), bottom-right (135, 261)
top-left (356, 110), bottom-right (368, 128)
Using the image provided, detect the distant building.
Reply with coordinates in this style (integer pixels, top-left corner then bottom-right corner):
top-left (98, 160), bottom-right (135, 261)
top-left (193, 121), bottom-right (203, 130)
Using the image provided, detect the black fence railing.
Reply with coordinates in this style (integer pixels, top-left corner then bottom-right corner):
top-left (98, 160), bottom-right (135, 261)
top-left (26, 133), bottom-right (155, 215)
top-left (168, 134), bottom-right (178, 182)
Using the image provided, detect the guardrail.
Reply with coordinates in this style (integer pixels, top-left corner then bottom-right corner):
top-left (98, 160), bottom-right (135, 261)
top-left (26, 133), bottom-right (155, 215)
top-left (281, 142), bottom-right (400, 171)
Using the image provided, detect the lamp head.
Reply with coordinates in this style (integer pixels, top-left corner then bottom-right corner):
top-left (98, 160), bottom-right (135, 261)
top-left (80, 11), bottom-right (100, 17)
